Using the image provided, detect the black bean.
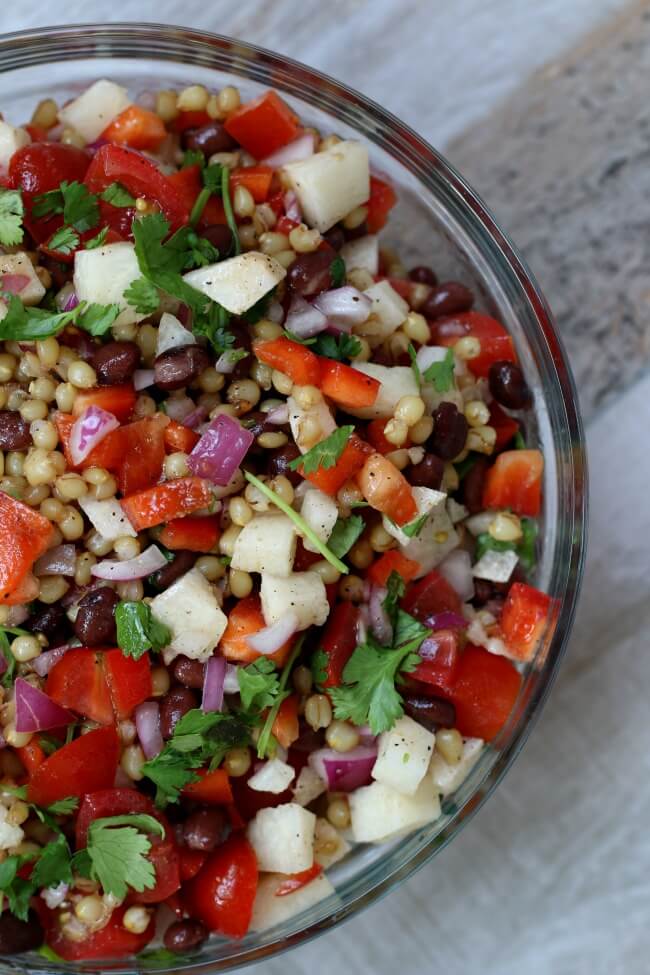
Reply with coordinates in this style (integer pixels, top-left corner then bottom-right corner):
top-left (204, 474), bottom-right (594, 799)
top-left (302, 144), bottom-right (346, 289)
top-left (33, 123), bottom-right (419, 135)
top-left (163, 919), bottom-right (208, 953)
top-left (473, 579), bottom-right (508, 607)
top-left (173, 655), bottom-right (206, 689)
top-left (154, 345), bottom-right (211, 391)
top-left (429, 402), bottom-right (468, 461)
top-left (404, 695), bottom-right (456, 731)
top-left (266, 442), bottom-right (302, 486)
top-left (422, 281), bottom-right (474, 319)
top-left (28, 603), bottom-right (69, 645)
top-left (488, 360), bottom-right (533, 410)
top-left (92, 341), bottom-right (140, 386)
top-left (160, 686), bottom-right (198, 739)
top-left (73, 586), bottom-right (119, 646)
top-left (58, 325), bottom-right (98, 362)
top-left (408, 452), bottom-right (444, 490)
top-left (409, 265), bottom-right (438, 286)
top-left (183, 807), bottom-right (228, 851)
top-left (149, 550), bottom-right (196, 591)
top-left (241, 411), bottom-right (273, 438)
top-left (0, 910), bottom-right (44, 954)
top-left (461, 457), bottom-right (489, 514)
top-left (323, 226), bottom-right (346, 251)
top-left (201, 223), bottom-right (234, 258)
top-left (182, 121), bottom-right (238, 156)
top-left (286, 247), bottom-right (336, 296)
top-left (0, 411), bottom-right (31, 450)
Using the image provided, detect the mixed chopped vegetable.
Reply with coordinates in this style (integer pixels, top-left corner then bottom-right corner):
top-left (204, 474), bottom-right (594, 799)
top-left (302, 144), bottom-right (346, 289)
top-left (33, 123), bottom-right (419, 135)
top-left (0, 78), bottom-right (551, 959)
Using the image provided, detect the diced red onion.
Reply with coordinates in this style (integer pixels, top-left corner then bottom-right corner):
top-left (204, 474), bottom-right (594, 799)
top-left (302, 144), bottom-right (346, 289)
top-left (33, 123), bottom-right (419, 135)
top-left (91, 544), bottom-right (167, 582)
top-left (1, 274), bottom-right (30, 295)
top-left (34, 544), bottom-right (77, 578)
top-left (15, 678), bottom-right (73, 733)
top-left (133, 369), bottom-right (155, 391)
top-left (164, 395), bottom-right (195, 422)
top-left (309, 745), bottom-right (377, 792)
top-left (202, 655), bottom-right (226, 712)
top-left (265, 404), bottom-right (290, 425)
top-left (313, 287), bottom-right (372, 330)
top-left (357, 725), bottom-right (378, 746)
top-left (426, 611), bottom-right (467, 630)
top-left (283, 190), bottom-right (302, 223)
top-left (182, 405), bottom-right (208, 430)
top-left (135, 702), bottom-right (164, 759)
top-left (215, 352), bottom-right (237, 374)
top-left (284, 294), bottom-right (327, 338)
top-left (62, 291), bottom-right (80, 312)
top-left (262, 132), bottom-right (316, 167)
top-left (368, 585), bottom-right (392, 645)
top-left (188, 413), bottom-right (254, 486)
top-left (32, 644), bottom-right (71, 677)
top-left (266, 300), bottom-right (285, 324)
top-left (224, 663), bottom-right (240, 695)
top-left (247, 612), bottom-right (299, 655)
top-left (438, 549), bottom-right (474, 602)
top-left (69, 405), bottom-right (119, 466)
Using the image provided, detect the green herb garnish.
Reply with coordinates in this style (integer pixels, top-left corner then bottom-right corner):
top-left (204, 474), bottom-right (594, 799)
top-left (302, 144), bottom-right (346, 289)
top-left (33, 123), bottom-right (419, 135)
top-left (115, 601), bottom-right (171, 660)
top-left (288, 425), bottom-right (353, 475)
top-left (0, 189), bottom-right (24, 247)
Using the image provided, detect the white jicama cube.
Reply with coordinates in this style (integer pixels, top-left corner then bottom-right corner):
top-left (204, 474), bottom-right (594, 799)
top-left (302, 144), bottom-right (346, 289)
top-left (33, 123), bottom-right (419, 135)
top-left (74, 243), bottom-right (146, 327)
top-left (430, 738), bottom-right (484, 797)
top-left (299, 488), bottom-right (338, 553)
top-left (293, 766), bottom-right (327, 808)
top-left (248, 759), bottom-right (296, 794)
top-left (447, 498), bottom-right (469, 525)
top-left (401, 503), bottom-right (460, 577)
top-left (383, 486), bottom-right (447, 546)
top-left (183, 252), bottom-right (286, 315)
top-left (156, 312), bottom-right (196, 356)
top-left (247, 803), bottom-right (316, 873)
top-left (362, 281), bottom-right (409, 337)
top-left (210, 468), bottom-right (245, 501)
top-left (0, 121), bottom-right (30, 169)
top-left (0, 253), bottom-right (45, 306)
top-left (313, 817), bottom-right (351, 869)
top-left (0, 806), bottom-right (24, 851)
top-left (250, 872), bottom-right (336, 932)
top-left (151, 568), bottom-right (228, 664)
top-left (288, 395), bottom-right (337, 453)
top-left (260, 572), bottom-right (330, 630)
top-left (349, 777), bottom-right (441, 843)
top-left (282, 140), bottom-right (369, 232)
top-left (372, 715), bottom-right (436, 797)
top-left (340, 234), bottom-right (379, 275)
top-left (58, 79), bottom-right (131, 142)
top-left (343, 363), bottom-right (419, 420)
top-left (80, 496), bottom-right (136, 540)
top-left (472, 549), bottom-right (519, 583)
top-left (231, 513), bottom-right (297, 578)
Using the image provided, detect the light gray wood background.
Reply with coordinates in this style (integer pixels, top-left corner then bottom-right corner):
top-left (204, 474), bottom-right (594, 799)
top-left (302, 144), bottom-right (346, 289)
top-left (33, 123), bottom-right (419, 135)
top-left (2, 4), bottom-right (648, 973)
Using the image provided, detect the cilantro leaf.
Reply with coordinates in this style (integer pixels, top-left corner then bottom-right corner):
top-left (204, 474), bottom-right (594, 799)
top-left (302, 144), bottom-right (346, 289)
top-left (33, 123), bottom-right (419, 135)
top-left (514, 430), bottom-right (527, 450)
top-left (32, 187), bottom-right (65, 219)
top-left (327, 515), bottom-right (364, 559)
top-left (141, 749), bottom-right (204, 807)
top-left (47, 226), bottom-right (80, 256)
top-left (72, 814), bottom-right (164, 900)
top-left (101, 182), bottom-right (136, 208)
top-left (398, 512), bottom-right (428, 538)
top-left (393, 608), bottom-right (429, 648)
top-left (182, 149), bottom-right (205, 168)
top-left (132, 213), bottom-right (210, 316)
top-left (84, 225), bottom-right (109, 250)
top-left (422, 348), bottom-right (455, 393)
top-left (193, 300), bottom-right (235, 355)
top-left (408, 342), bottom-right (422, 388)
top-left (189, 164), bottom-right (240, 255)
top-left (0, 297), bottom-right (118, 342)
top-left (256, 637), bottom-right (303, 759)
top-left (311, 332), bottom-right (362, 362)
top-left (0, 189), bottom-right (24, 247)
top-left (30, 834), bottom-right (73, 890)
top-left (329, 254), bottom-right (346, 288)
top-left (34, 181), bottom-right (99, 232)
top-left (116, 601), bottom-right (171, 660)
top-left (124, 276), bottom-right (160, 315)
top-left (475, 517), bottom-right (537, 574)
top-left (185, 232), bottom-right (219, 270)
top-left (237, 658), bottom-right (280, 713)
top-left (288, 425), bottom-right (353, 475)
top-left (383, 571), bottom-right (406, 632)
top-left (46, 796), bottom-right (79, 816)
top-left (77, 303), bottom-right (121, 336)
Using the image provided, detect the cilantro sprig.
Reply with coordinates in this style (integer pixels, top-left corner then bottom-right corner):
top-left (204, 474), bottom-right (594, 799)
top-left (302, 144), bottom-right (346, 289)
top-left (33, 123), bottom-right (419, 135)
top-left (237, 658), bottom-right (281, 713)
top-left (124, 276), bottom-right (160, 315)
top-left (0, 295), bottom-right (120, 341)
top-left (71, 814), bottom-right (164, 901)
top-left (475, 516), bottom-right (537, 573)
top-left (255, 637), bottom-right (303, 759)
top-left (422, 348), bottom-right (456, 393)
top-left (33, 180), bottom-right (100, 233)
top-left (0, 189), bottom-right (24, 247)
top-left (188, 162), bottom-right (240, 256)
top-left (288, 425), bottom-right (353, 475)
top-left (311, 332), bottom-right (361, 362)
top-left (115, 601), bottom-right (171, 660)
top-left (327, 515), bottom-right (364, 559)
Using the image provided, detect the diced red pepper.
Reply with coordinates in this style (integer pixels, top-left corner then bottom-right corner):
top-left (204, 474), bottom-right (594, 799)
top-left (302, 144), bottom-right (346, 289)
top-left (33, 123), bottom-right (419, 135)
top-left (101, 105), bottom-right (167, 150)
top-left (120, 477), bottom-right (213, 531)
top-left (16, 741), bottom-right (46, 776)
top-left (182, 768), bottom-right (234, 805)
top-left (318, 359), bottom-right (380, 409)
top-left (271, 695), bottom-right (300, 749)
top-left (444, 644), bottom-right (522, 741)
top-left (179, 848), bottom-right (207, 882)
top-left (412, 629), bottom-right (461, 694)
top-left (159, 514), bottom-right (221, 553)
top-left (167, 164), bottom-right (226, 228)
top-left (366, 175), bottom-right (397, 233)
top-left (2, 573), bottom-right (39, 607)
top-left (255, 336), bottom-right (321, 386)
top-left (276, 214), bottom-right (300, 236)
top-left (115, 414), bottom-right (168, 496)
top-left (402, 569), bottom-right (462, 621)
top-left (54, 411), bottom-right (124, 472)
top-left (482, 449), bottom-right (544, 517)
top-left (163, 418), bottom-right (201, 453)
top-left (172, 110), bottom-right (211, 133)
top-left (489, 401), bottom-right (520, 450)
top-left (218, 595), bottom-right (293, 666)
top-left (224, 90), bottom-right (300, 159)
top-left (41, 904), bottom-right (154, 961)
top-left (27, 726), bottom-right (120, 807)
top-left (8, 142), bottom-right (90, 245)
top-left (46, 648), bottom-right (114, 726)
top-left (367, 550), bottom-right (420, 587)
top-left (104, 649), bottom-right (152, 719)
top-left (304, 434), bottom-right (373, 496)
top-left (432, 311), bottom-right (517, 378)
top-left (0, 493), bottom-right (55, 604)
top-left (184, 833), bottom-right (258, 938)
top-left (319, 601), bottom-right (359, 688)
top-left (72, 384), bottom-right (136, 423)
top-left (500, 582), bottom-right (552, 662)
top-left (356, 452), bottom-right (418, 525)
top-left (275, 863), bottom-right (323, 896)
top-left (230, 165), bottom-right (274, 202)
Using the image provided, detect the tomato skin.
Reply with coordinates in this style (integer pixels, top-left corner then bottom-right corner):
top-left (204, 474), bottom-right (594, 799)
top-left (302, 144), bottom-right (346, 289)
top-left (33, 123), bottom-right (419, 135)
top-left (356, 452), bottom-right (418, 525)
top-left (0, 493), bottom-right (55, 604)
top-left (72, 384), bottom-right (136, 423)
top-left (164, 418), bottom-right (201, 453)
top-left (482, 448), bottom-right (544, 517)
top-left (319, 601), bottom-right (359, 688)
top-left (182, 767), bottom-right (233, 805)
top-left (367, 550), bottom-right (420, 587)
top-left (219, 594), bottom-right (293, 666)
top-left (255, 337), bottom-right (321, 386)
top-left (46, 648), bottom-right (114, 725)
top-left (433, 311), bottom-right (516, 378)
top-left (41, 904), bottom-right (154, 960)
top-left (366, 175), bottom-right (397, 233)
top-left (271, 695), bottom-right (300, 748)
top-left (412, 630), bottom-right (461, 694)
top-left (304, 434), bottom-right (373, 496)
top-left (224, 90), bottom-right (300, 159)
top-left (184, 833), bottom-right (258, 938)
top-left (179, 848), bottom-right (207, 882)
top-left (120, 477), bottom-right (213, 531)
top-left (500, 582), bottom-right (551, 662)
top-left (402, 569), bottom-right (462, 621)
top-left (446, 644), bottom-right (522, 740)
top-left (159, 514), bottom-right (221, 553)
top-left (104, 649), bottom-right (152, 719)
top-left (318, 360), bottom-right (380, 409)
top-left (101, 105), bottom-right (167, 150)
top-left (8, 142), bottom-right (90, 244)
top-left (27, 726), bottom-right (120, 806)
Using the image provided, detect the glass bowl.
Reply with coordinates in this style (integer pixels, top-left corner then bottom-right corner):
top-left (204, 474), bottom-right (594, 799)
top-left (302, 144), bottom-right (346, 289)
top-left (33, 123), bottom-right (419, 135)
top-left (0, 23), bottom-right (587, 975)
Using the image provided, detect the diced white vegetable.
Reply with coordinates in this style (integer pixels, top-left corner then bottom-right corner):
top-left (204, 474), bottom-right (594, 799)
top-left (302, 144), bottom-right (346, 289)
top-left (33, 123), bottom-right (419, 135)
top-left (58, 79), bottom-right (131, 142)
top-left (0, 806), bottom-right (24, 851)
top-left (151, 569), bottom-right (227, 664)
top-left (383, 486), bottom-right (447, 546)
top-left (372, 715), bottom-right (435, 797)
top-left (282, 140), bottom-right (369, 232)
top-left (313, 817), bottom-right (351, 869)
top-left (0, 253), bottom-right (45, 306)
top-left (429, 737), bottom-right (484, 796)
top-left (250, 872), bottom-right (336, 932)
top-left (361, 281), bottom-right (409, 338)
top-left (340, 235), bottom-right (379, 275)
top-left (248, 759), bottom-right (296, 794)
top-left (156, 312), bottom-right (196, 356)
top-left (398, 499), bottom-right (460, 578)
top-left (287, 395), bottom-right (337, 453)
top-left (465, 511), bottom-right (497, 536)
top-left (248, 803), bottom-right (316, 873)
top-left (74, 243), bottom-right (146, 327)
top-left (465, 611), bottom-right (509, 658)
top-left (299, 488), bottom-right (338, 553)
top-left (81, 496), bottom-right (136, 540)
top-left (472, 549), bottom-right (519, 583)
top-left (0, 121), bottom-right (30, 170)
top-left (184, 251), bottom-right (286, 315)
top-left (231, 513), bottom-right (296, 578)
top-left (343, 363), bottom-right (419, 420)
top-left (293, 766), bottom-right (327, 807)
top-left (349, 777), bottom-right (441, 843)
top-left (210, 468), bottom-right (245, 501)
top-left (260, 572), bottom-right (330, 631)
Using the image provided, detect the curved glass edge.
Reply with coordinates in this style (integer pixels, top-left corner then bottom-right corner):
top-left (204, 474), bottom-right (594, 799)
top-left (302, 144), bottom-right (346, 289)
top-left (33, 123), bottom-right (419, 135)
top-left (0, 23), bottom-right (588, 975)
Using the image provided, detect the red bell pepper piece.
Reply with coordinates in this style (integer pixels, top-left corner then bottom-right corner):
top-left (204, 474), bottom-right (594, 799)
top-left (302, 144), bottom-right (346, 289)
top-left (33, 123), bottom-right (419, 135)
top-left (101, 105), bottom-right (167, 150)
top-left (163, 418), bottom-right (201, 453)
top-left (219, 595), bottom-right (293, 666)
top-left (402, 569), bottom-right (462, 621)
top-left (47, 648), bottom-right (114, 725)
top-left (224, 90), bottom-right (300, 159)
top-left (41, 904), bottom-right (154, 960)
top-left (103, 649), bottom-right (152, 719)
top-left (27, 726), bottom-right (120, 806)
top-left (75, 787), bottom-right (154, 846)
top-left (255, 336), bottom-right (321, 386)
top-left (72, 384), bottom-right (136, 423)
top-left (182, 768), bottom-right (234, 805)
top-left (319, 601), bottom-right (359, 688)
top-left (8, 142), bottom-right (90, 245)
top-left (54, 411), bottom-right (124, 472)
top-left (230, 165), bottom-right (274, 202)
top-left (412, 629), bottom-right (461, 694)
top-left (159, 514), bottom-right (221, 553)
top-left (172, 110), bottom-right (211, 133)
top-left (433, 311), bottom-right (517, 378)
top-left (16, 741), bottom-right (46, 776)
top-left (167, 164), bottom-right (226, 228)
top-left (500, 582), bottom-right (552, 662)
top-left (489, 401), bottom-right (520, 451)
top-left (482, 448), bottom-right (544, 517)
top-left (443, 644), bottom-right (522, 740)
top-left (2, 572), bottom-right (39, 608)
top-left (367, 550), bottom-right (420, 587)
top-left (271, 695), bottom-right (300, 749)
top-left (275, 863), bottom-right (323, 896)
top-left (120, 477), bottom-right (213, 531)
top-left (318, 359), bottom-right (380, 409)
top-left (366, 175), bottom-right (397, 233)
top-left (303, 434), bottom-right (373, 496)
top-left (356, 452), bottom-right (418, 525)
top-left (179, 848), bottom-right (207, 882)
top-left (276, 214), bottom-right (300, 236)
top-left (0, 493), bottom-right (55, 604)
top-left (184, 833), bottom-right (258, 938)
top-left (115, 414), bottom-right (168, 496)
